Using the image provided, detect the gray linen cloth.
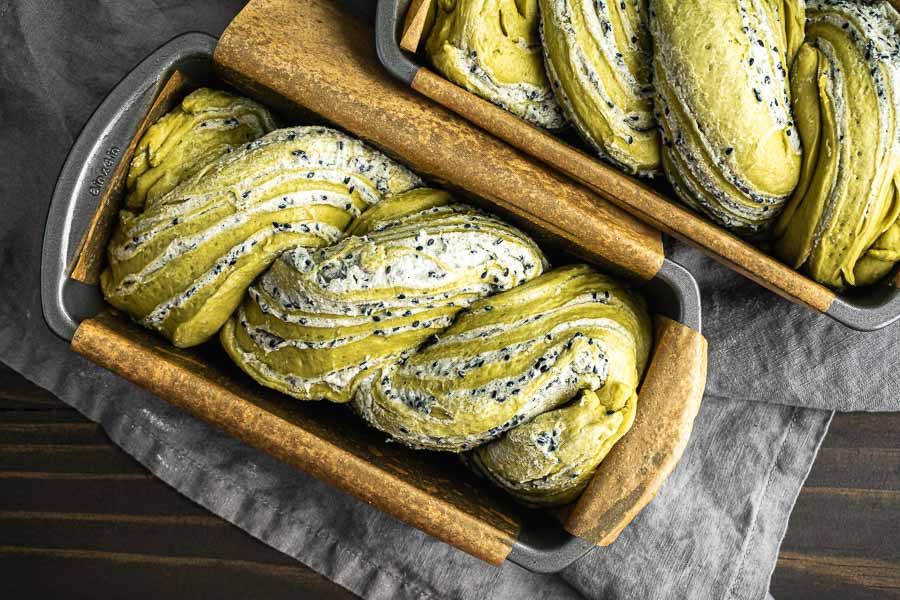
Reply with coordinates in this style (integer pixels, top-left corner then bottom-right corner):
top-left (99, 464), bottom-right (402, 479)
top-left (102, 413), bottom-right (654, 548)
top-left (2, 1), bottom-right (896, 598)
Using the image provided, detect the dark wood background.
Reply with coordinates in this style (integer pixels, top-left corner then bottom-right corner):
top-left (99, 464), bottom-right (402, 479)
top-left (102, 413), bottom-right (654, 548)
top-left (1, 362), bottom-right (897, 599)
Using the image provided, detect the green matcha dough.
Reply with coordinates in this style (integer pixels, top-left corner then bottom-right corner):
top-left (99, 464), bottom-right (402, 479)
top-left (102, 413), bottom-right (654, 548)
top-left (125, 87), bottom-right (277, 211)
top-left (426, 0), bottom-right (565, 129)
top-left (773, 0), bottom-right (900, 288)
top-left (469, 389), bottom-right (634, 506)
top-left (354, 265), bottom-right (651, 465)
top-left (220, 189), bottom-right (547, 403)
top-left (650, 0), bottom-right (805, 235)
top-left (345, 187), bottom-right (456, 236)
top-left (540, 0), bottom-right (660, 175)
top-left (101, 126), bottom-right (422, 348)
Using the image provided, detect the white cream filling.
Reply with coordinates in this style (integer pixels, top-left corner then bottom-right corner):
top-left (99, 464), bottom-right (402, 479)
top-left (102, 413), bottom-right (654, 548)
top-left (140, 220), bottom-right (342, 328)
top-left (112, 191), bottom-right (350, 289)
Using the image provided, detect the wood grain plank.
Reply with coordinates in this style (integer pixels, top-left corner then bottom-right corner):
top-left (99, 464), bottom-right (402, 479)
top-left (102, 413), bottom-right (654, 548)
top-left (773, 552), bottom-right (900, 599)
top-left (0, 386), bottom-right (62, 409)
top-left (0, 441), bottom-right (150, 474)
top-left (782, 487), bottom-right (900, 559)
top-left (0, 475), bottom-right (229, 515)
top-left (0, 394), bottom-right (61, 410)
top-left (805, 447), bottom-right (900, 490)
top-left (0, 363), bottom-right (59, 409)
top-left (0, 547), bottom-right (356, 600)
top-left (821, 413), bottom-right (900, 449)
top-left (0, 365), bottom-right (358, 599)
top-left (1, 443), bottom-right (116, 453)
top-left (770, 412), bottom-right (900, 600)
top-left (0, 421), bottom-right (102, 444)
top-left (0, 513), bottom-right (339, 565)
top-left (0, 408), bottom-right (88, 423)
top-left (0, 510), bottom-right (227, 526)
top-left (0, 363), bottom-right (61, 410)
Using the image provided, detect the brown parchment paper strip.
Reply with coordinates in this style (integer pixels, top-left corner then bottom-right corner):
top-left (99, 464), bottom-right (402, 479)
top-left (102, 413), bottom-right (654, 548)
top-left (409, 68), bottom-right (837, 312)
top-left (71, 311), bottom-right (522, 565)
top-left (564, 316), bottom-right (707, 545)
top-left (70, 70), bottom-right (189, 284)
top-left (400, 0), bottom-right (434, 53)
top-left (212, 0), bottom-right (665, 281)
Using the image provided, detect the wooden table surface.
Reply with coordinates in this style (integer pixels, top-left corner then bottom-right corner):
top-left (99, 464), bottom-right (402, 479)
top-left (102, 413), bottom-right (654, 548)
top-left (1, 361), bottom-right (897, 599)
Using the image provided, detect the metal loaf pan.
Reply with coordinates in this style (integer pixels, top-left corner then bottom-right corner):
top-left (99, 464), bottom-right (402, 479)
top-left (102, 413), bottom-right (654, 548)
top-left (375, 0), bottom-right (900, 331)
top-left (42, 22), bottom-right (704, 573)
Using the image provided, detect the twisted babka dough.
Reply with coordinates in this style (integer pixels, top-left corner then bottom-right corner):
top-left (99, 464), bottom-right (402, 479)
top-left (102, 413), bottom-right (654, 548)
top-left (774, 0), bottom-right (900, 288)
top-left (650, 0), bottom-right (805, 235)
top-left (426, 0), bottom-right (565, 129)
top-left (354, 264), bottom-right (649, 452)
top-left (221, 189), bottom-right (547, 403)
top-left (102, 126), bottom-right (422, 347)
top-left (125, 88), bottom-right (277, 210)
top-left (540, 0), bottom-right (660, 175)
